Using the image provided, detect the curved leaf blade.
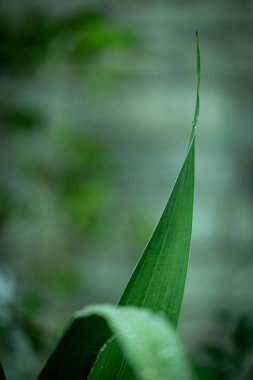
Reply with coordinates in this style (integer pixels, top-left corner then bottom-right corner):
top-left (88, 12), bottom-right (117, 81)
top-left (37, 304), bottom-right (191, 380)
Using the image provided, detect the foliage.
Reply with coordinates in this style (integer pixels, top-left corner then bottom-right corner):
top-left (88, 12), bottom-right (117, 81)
top-left (0, 4), bottom-right (135, 378)
top-left (0, 4), bottom-right (135, 134)
top-left (193, 312), bottom-right (253, 380)
top-left (15, 31), bottom-right (200, 380)
top-left (1, 6), bottom-right (252, 376)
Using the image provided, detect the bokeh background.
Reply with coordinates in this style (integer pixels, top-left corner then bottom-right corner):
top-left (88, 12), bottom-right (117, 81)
top-left (0, 1), bottom-right (253, 379)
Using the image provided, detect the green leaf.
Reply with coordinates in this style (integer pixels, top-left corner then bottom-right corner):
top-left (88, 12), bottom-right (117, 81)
top-left (118, 31), bottom-right (200, 325)
top-left (0, 362), bottom-right (6, 380)
top-left (37, 304), bottom-right (192, 380)
top-left (87, 32), bottom-right (201, 379)
top-left (38, 34), bottom-right (201, 380)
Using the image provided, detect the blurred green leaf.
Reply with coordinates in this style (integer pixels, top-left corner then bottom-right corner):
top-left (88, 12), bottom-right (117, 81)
top-left (193, 311), bottom-right (253, 380)
top-left (0, 103), bottom-right (40, 132)
top-left (0, 187), bottom-right (13, 231)
top-left (0, 7), bottom-right (134, 75)
top-left (70, 22), bottom-right (136, 60)
top-left (22, 293), bottom-right (44, 315)
top-left (37, 305), bottom-right (191, 380)
top-left (63, 181), bottom-right (113, 232)
top-left (17, 314), bottom-right (48, 354)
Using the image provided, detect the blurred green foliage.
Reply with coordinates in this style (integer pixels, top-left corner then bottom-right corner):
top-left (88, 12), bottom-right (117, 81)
top-left (193, 312), bottom-right (253, 380)
top-left (0, 3), bottom-right (135, 379)
top-left (0, 3), bottom-right (135, 132)
top-left (0, 6), bottom-right (133, 75)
